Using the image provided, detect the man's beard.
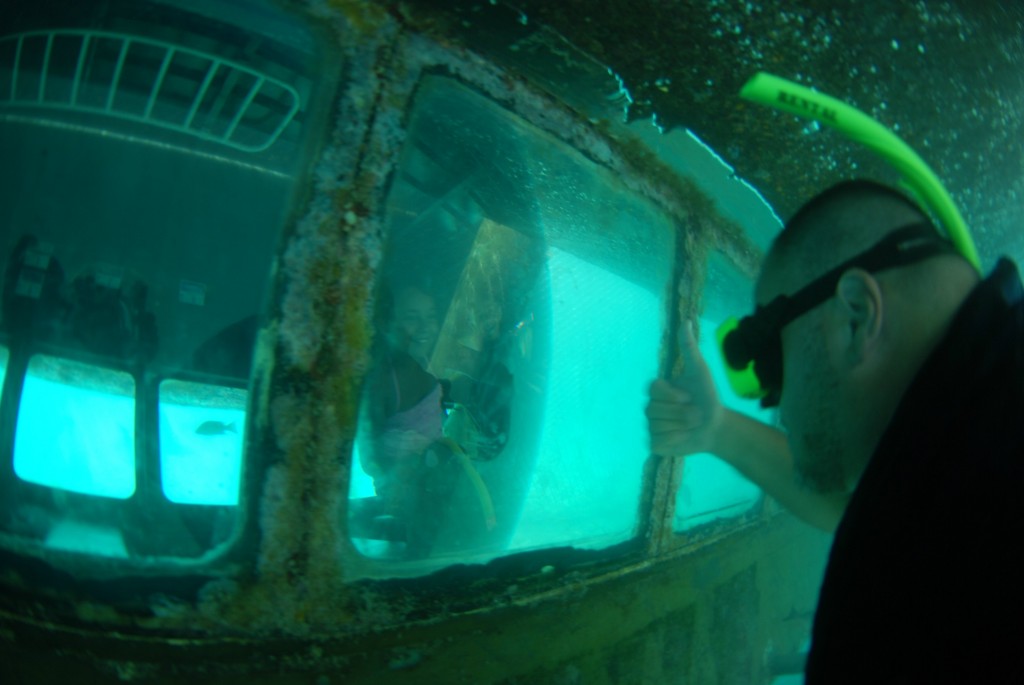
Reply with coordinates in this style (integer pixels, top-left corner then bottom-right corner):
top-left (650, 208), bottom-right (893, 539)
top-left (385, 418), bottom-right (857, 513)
top-left (794, 430), bottom-right (847, 493)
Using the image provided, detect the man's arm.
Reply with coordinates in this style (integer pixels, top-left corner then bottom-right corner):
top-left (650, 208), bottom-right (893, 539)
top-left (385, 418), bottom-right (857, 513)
top-left (646, 322), bottom-right (847, 533)
top-left (710, 408), bottom-right (847, 532)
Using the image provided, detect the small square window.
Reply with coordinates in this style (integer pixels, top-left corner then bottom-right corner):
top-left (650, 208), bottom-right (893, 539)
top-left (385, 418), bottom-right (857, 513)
top-left (14, 355), bottom-right (136, 499)
top-left (158, 379), bottom-right (245, 506)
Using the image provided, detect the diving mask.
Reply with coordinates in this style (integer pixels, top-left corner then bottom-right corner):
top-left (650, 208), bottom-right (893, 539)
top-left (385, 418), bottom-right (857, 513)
top-left (718, 223), bottom-right (957, 407)
top-left (717, 73), bottom-right (981, 404)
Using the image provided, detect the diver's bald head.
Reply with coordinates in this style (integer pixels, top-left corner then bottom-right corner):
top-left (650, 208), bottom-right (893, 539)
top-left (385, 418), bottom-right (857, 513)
top-left (758, 180), bottom-right (933, 301)
top-left (753, 180), bottom-right (979, 495)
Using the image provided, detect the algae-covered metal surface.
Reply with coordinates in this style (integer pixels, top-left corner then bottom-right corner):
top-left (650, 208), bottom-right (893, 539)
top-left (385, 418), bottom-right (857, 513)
top-left (3, 516), bottom-right (830, 683)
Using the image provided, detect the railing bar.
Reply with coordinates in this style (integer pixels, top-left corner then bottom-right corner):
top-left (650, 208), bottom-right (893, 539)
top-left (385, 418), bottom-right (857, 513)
top-left (184, 59), bottom-right (220, 129)
top-left (105, 38), bottom-right (131, 112)
top-left (2, 29), bottom-right (299, 153)
top-left (144, 47), bottom-right (175, 119)
top-left (70, 34), bottom-right (91, 106)
top-left (260, 88), bottom-right (301, 150)
top-left (207, 67), bottom-right (242, 124)
top-left (38, 33), bottom-right (54, 102)
top-left (11, 29), bottom-right (270, 82)
top-left (223, 75), bottom-right (263, 141)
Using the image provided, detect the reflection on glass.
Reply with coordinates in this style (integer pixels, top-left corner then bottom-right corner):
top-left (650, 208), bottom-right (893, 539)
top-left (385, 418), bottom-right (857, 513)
top-left (14, 355), bottom-right (136, 498)
top-left (674, 254), bottom-right (770, 532)
top-left (351, 279), bottom-right (493, 561)
top-left (348, 75), bottom-right (674, 565)
top-left (44, 520), bottom-right (130, 558)
top-left (0, 346), bottom-right (7, 397)
top-left (159, 380), bottom-right (246, 505)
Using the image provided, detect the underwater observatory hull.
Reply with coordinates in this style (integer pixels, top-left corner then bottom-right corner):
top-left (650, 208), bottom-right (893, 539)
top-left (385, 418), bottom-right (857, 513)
top-left (11, 0), bottom-right (997, 682)
top-left (3, 516), bottom-right (827, 683)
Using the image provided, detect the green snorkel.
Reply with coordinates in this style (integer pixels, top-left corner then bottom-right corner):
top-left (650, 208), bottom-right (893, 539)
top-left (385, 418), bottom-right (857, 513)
top-left (740, 72), bottom-right (981, 272)
top-left (718, 72), bottom-right (983, 402)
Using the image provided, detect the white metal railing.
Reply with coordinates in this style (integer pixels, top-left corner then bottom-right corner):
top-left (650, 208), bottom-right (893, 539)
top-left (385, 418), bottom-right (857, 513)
top-left (0, 29), bottom-right (301, 153)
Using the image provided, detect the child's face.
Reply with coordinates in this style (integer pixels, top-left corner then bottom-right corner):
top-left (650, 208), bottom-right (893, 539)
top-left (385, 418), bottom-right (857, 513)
top-left (390, 289), bottom-right (438, 363)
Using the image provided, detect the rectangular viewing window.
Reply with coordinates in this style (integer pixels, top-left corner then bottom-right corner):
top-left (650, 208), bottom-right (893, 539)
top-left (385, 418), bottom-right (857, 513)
top-left (15, 355), bottom-right (136, 498)
top-left (674, 254), bottom-right (773, 532)
top-left (158, 379), bottom-right (245, 506)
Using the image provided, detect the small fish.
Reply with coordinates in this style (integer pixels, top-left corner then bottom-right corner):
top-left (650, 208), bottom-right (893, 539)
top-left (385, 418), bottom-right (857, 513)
top-left (196, 420), bottom-right (236, 436)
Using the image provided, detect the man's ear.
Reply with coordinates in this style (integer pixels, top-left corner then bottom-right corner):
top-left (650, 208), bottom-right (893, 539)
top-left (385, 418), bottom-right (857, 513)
top-left (833, 268), bottom-right (883, 366)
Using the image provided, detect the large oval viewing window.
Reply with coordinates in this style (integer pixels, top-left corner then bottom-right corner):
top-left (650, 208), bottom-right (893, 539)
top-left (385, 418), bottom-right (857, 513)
top-left (347, 76), bottom-right (676, 568)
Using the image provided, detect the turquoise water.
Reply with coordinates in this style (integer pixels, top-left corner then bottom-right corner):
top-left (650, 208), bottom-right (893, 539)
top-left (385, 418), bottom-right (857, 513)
top-left (158, 380), bottom-right (245, 506)
top-left (15, 357), bottom-right (138, 499)
top-left (505, 246), bottom-right (663, 550)
top-left (9, 352), bottom-right (246, 556)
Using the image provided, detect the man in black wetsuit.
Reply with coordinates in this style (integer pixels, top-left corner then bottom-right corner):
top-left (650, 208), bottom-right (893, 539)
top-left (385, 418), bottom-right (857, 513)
top-left (647, 179), bottom-right (1024, 682)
